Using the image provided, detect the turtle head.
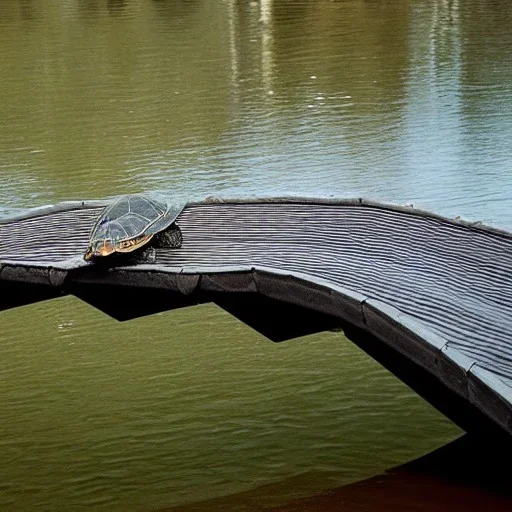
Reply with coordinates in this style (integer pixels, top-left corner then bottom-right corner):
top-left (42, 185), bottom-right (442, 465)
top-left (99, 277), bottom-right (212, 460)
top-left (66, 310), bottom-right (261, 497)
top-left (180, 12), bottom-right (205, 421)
top-left (84, 239), bottom-right (115, 261)
top-left (83, 248), bottom-right (94, 261)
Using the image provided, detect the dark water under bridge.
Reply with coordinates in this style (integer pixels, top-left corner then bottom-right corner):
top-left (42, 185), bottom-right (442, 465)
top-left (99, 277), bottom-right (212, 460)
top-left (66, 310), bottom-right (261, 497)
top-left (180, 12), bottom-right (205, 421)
top-left (1, 198), bottom-right (512, 438)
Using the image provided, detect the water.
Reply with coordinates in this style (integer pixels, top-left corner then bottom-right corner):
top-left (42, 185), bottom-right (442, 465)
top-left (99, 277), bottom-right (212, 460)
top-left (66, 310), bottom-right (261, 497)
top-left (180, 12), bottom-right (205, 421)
top-left (1, 0), bottom-right (512, 225)
top-left (1, 298), bottom-right (459, 511)
top-left (1, 0), bottom-right (512, 510)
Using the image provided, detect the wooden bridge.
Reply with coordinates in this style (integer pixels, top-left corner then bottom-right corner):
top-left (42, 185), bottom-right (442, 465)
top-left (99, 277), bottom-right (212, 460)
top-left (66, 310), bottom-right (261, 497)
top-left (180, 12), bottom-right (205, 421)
top-left (1, 197), bottom-right (512, 437)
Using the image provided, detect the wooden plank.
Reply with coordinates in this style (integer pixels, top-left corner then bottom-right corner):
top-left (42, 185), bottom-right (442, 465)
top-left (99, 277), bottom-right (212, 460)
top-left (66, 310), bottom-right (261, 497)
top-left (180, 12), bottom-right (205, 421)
top-left (2, 198), bottom-right (512, 435)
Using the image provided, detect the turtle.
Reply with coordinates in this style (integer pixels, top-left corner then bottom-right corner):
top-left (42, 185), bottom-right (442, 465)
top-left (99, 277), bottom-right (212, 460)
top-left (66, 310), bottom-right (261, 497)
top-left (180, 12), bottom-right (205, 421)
top-left (84, 194), bottom-right (186, 262)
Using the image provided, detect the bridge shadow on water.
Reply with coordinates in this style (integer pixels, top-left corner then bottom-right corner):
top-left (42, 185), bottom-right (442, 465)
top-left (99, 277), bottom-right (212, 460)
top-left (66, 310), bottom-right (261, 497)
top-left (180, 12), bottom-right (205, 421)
top-left (155, 434), bottom-right (512, 512)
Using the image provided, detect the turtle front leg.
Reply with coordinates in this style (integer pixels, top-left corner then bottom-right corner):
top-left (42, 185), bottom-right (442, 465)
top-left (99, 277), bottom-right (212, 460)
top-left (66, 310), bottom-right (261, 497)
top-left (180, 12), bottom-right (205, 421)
top-left (115, 247), bottom-right (156, 266)
top-left (153, 224), bottom-right (183, 249)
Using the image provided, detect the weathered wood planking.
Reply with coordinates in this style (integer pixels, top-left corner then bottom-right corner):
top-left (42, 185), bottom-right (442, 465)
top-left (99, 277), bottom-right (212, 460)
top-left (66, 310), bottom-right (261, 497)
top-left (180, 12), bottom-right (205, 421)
top-left (1, 198), bottom-right (512, 436)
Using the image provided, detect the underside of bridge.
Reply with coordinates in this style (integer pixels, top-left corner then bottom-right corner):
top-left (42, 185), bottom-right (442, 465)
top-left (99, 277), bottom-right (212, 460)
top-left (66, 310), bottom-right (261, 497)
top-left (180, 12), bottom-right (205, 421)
top-left (0, 266), bottom-right (510, 441)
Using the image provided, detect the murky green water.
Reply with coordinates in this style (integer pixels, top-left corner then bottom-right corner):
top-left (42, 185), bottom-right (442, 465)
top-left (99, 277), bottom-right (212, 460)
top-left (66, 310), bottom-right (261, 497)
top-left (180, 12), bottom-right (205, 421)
top-left (1, 0), bottom-right (512, 225)
top-left (1, 0), bottom-right (511, 510)
top-left (1, 299), bottom-right (458, 511)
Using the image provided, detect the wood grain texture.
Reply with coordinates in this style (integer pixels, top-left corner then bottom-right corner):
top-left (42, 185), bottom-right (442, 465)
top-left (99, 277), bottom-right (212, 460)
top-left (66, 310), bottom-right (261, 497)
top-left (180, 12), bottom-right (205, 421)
top-left (1, 199), bottom-right (512, 434)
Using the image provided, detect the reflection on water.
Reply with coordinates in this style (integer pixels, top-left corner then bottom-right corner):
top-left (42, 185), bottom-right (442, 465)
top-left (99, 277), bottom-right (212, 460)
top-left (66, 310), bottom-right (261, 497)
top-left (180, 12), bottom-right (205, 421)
top-left (1, 0), bottom-right (512, 510)
top-left (270, 434), bottom-right (512, 512)
top-left (157, 434), bottom-right (512, 512)
top-left (0, 0), bottom-right (511, 225)
top-left (107, 0), bottom-right (126, 17)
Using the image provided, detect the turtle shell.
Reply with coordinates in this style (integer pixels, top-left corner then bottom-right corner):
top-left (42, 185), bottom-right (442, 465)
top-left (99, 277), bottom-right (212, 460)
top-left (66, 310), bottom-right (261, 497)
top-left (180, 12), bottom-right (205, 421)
top-left (85, 194), bottom-right (185, 260)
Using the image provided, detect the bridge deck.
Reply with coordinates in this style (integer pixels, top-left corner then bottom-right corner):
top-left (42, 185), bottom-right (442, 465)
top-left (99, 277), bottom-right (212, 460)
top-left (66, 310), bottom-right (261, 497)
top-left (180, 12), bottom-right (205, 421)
top-left (1, 198), bottom-right (511, 436)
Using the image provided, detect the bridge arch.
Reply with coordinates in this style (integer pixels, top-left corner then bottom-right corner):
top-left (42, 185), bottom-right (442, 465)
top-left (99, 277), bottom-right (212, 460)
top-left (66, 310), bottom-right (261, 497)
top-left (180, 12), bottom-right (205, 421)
top-left (1, 198), bottom-right (512, 437)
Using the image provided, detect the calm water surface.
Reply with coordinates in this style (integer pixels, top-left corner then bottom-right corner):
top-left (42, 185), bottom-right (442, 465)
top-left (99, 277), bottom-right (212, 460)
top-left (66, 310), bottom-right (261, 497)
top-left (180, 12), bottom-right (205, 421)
top-left (1, 0), bottom-right (512, 510)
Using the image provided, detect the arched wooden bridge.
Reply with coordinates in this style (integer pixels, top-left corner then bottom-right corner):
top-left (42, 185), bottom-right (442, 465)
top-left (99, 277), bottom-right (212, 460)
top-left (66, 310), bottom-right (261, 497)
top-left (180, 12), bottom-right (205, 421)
top-left (1, 198), bottom-right (512, 437)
